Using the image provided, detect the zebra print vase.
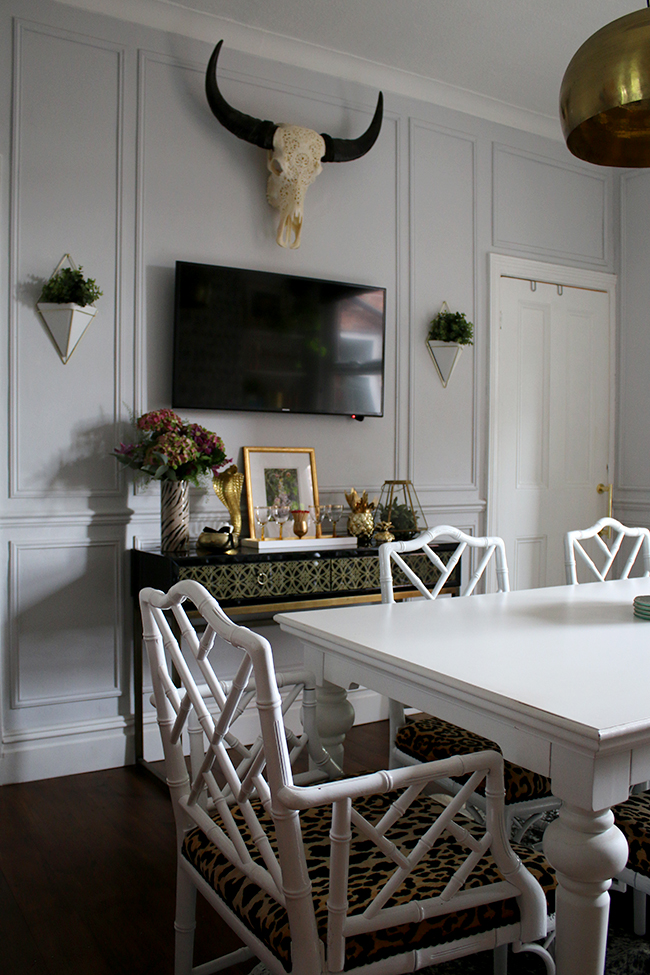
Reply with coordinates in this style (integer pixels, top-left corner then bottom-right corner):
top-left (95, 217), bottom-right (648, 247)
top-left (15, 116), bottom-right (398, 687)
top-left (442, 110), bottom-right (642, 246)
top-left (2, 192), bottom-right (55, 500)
top-left (160, 480), bottom-right (190, 553)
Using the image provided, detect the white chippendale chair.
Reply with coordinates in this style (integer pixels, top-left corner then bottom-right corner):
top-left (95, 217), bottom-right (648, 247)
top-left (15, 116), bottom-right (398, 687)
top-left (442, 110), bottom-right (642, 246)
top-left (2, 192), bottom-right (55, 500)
top-left (379, 526), bottom-right (560, 842)
top-left (564, 517), bottom-right (650, 584)
top-left (564, 517), bottom-right (650, 934)
top-left (139, 580), bottom-right (556, 975)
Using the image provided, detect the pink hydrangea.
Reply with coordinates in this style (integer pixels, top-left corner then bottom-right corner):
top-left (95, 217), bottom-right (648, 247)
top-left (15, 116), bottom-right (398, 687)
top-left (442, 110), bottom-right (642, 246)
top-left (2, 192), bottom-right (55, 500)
top-left (145, 432), bottom-right (199, 469)
top-left (137, 409), bottom-right (182, 433)
top-left (113, 409), bottom-right (229, 485)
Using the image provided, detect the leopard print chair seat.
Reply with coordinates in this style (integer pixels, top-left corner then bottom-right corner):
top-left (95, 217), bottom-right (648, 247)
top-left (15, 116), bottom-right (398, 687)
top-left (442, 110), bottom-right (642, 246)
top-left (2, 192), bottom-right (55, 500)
top-left (183, 790), bottom-right (557, 971)
top-left (613, 792), bottom-right (650, 936)
top-left (396, 715), bottom-right (555, 805)
top-left (140, 580), bottom-right (557, 975)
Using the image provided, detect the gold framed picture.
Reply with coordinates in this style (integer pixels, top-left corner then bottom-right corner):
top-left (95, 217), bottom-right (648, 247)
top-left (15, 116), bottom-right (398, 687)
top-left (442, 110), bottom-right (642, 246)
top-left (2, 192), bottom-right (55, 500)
top-left (243, 446), bottom-right (319, 539)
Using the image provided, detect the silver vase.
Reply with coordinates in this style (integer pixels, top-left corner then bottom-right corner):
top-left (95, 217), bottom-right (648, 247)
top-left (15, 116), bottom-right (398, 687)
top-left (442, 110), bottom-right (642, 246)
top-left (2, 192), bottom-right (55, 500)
top-left (160, 480), bottom-right (190, 553)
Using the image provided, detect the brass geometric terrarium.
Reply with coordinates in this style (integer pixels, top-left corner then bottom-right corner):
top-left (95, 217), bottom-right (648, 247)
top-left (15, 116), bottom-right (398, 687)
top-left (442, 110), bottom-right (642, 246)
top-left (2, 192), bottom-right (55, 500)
top-left (374, 480), bottom-right (427, 541)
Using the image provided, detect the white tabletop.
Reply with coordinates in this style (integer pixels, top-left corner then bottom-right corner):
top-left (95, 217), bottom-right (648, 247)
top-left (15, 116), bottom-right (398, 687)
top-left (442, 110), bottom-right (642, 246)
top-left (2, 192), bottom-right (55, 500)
top-left (277, 577), bottom-right (650, 775)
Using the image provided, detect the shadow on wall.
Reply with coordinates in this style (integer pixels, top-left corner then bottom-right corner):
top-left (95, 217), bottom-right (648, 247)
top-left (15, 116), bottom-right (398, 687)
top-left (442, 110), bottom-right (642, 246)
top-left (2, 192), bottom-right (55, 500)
top-left (47, 416), bottom-right (130, 496)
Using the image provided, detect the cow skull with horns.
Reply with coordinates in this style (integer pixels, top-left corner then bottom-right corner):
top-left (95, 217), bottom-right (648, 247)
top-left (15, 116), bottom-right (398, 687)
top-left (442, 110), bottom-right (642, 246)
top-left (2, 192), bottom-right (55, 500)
top-left (205, 41), bottom-right (384, 249)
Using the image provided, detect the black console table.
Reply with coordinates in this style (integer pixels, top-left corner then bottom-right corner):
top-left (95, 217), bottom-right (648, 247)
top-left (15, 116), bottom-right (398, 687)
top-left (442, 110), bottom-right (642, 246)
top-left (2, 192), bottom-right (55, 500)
top-left (131, 542), bottom-right (460, 768)
top-left (131, 541), bottom-right (460, 615)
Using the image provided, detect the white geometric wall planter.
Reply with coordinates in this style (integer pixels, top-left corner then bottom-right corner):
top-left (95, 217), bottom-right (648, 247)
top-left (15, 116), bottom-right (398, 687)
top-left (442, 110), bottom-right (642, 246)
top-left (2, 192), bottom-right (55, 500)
top-left (36, 302), bottom-right (97, 364)
top-left (426, 339), bottom-right (463, 388)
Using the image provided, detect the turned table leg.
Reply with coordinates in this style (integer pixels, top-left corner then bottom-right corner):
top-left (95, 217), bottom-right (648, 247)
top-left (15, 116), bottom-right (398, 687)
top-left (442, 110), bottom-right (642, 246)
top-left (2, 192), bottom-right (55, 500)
top-left (315, 681), bottom-right (355, 768)
top-left (543, 803), bottom-right (629, 975)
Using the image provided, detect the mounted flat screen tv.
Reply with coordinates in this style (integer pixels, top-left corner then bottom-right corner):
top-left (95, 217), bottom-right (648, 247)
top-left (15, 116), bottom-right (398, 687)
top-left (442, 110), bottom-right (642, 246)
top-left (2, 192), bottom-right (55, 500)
top-left (172, 261), bottom-right (386, 418)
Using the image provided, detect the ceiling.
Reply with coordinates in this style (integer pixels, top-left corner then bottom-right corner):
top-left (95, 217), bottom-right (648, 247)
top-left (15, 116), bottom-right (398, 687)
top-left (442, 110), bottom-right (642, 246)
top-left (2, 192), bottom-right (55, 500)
top-left (60, 0), bottom-right (645, 139)
top-left (156, 0), bottom-right (641, 119)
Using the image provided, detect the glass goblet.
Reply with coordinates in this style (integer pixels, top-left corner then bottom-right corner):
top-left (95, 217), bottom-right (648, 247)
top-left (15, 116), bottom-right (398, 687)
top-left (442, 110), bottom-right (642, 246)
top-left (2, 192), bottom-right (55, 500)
top-left (272, 504), bottom-right (291, 540)
top-left (329, 504), bottom-right (344, 538)
top-left (254, 505), bottom-right (272, 541)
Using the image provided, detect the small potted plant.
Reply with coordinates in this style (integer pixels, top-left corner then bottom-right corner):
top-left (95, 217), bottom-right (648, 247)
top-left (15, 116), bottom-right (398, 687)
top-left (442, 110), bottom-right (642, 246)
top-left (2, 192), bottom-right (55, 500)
top-left (426, 302), bottom-right (474, 387)
top-left (36, 256), bottom-right (103, 363)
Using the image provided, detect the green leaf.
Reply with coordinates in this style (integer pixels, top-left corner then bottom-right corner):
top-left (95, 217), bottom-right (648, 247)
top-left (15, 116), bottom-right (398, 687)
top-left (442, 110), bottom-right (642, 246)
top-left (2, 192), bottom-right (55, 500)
top-left (428, 309), bottom-right (474, 345)
top-left (39, 266), bottom-right (103, 306)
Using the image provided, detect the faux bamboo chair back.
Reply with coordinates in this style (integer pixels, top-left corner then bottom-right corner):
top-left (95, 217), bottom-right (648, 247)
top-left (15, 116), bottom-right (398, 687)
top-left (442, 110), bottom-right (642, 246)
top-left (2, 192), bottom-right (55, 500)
top-left (564, 517), bottom-right (650, 584)
top-left (379, 525), bottom-right (510, 604)
top-left (380, 528), bottom-right (559, 843)
top-left (140, 580), bottom-right (555, 975)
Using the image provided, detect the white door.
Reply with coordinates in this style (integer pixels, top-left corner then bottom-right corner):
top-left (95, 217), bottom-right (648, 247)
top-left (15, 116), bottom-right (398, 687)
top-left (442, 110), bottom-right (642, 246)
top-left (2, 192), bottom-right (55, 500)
top-left (488, 256), bottom-right (616, 590)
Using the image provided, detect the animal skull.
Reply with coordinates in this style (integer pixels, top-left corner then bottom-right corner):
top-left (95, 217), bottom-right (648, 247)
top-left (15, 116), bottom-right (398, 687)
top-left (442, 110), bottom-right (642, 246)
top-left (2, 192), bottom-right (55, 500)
top-left (205, 41), bottom-right (383, 249)
top-left (266, 125), bottom-right (325, 249)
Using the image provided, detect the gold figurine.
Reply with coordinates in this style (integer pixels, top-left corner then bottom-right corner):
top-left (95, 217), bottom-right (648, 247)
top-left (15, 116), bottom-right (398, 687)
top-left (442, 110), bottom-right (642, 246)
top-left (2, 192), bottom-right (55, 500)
top-left (213, 465), bottom-right (244, 545)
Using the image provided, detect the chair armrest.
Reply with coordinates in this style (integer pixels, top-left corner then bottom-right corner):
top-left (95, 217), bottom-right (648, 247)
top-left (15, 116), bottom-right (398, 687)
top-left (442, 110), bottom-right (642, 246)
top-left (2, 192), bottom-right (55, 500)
top-left (277, 748), bottom-right (503, 810)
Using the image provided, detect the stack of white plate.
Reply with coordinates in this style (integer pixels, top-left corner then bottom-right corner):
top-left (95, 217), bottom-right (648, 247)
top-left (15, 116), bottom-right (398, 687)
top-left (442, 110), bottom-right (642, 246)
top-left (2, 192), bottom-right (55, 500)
top-left (634, 595), bottom-right (650, 620)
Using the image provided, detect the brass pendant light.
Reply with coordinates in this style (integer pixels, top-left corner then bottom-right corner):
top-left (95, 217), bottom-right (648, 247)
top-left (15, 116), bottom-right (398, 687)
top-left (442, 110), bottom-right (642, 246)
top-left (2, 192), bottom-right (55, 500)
top-left (560, 4), bottom-right (650, 167)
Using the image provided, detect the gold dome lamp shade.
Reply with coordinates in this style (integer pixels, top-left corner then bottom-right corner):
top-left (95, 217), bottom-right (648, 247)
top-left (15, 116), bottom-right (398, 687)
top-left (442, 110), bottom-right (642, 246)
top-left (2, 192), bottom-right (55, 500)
top-left (560, 4), bottom-right (650, 167)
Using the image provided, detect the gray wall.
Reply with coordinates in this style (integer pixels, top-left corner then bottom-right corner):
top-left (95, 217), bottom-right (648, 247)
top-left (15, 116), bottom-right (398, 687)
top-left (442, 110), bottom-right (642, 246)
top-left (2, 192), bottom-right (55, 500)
top-left (0, 0), bottom-right (621, 782)
top-left (618, 170), bottom-right (650, 528)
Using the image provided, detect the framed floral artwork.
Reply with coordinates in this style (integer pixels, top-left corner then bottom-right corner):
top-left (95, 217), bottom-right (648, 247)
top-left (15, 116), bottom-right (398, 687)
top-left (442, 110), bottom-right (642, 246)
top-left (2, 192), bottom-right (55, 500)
top-left (243, 447), bottom-right (319, 539)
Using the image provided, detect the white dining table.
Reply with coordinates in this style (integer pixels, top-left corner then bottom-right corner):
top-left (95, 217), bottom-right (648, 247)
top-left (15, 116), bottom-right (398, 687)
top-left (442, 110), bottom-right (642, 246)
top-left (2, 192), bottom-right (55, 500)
top-left (276, 577), bottom-right (650, 975)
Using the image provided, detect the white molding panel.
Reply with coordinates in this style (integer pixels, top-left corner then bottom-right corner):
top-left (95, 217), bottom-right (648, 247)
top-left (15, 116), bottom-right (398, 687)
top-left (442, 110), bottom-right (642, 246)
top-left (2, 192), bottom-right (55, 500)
top-left (9, 539), bottom-right (123, 707)
top-left (10, 19), bottom-right (125, 499)
top-left (134, 46), bottom-right (401, 498)
top-left (492, 144), bottom-right (610, 267)
top-left (409, 118), bottom-right (478, 495)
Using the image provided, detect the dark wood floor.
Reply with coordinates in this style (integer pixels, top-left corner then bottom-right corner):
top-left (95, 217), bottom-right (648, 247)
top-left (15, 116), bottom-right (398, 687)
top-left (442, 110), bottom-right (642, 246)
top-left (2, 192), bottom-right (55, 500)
top-left (2, 718), bottom-right (643, 975)
top-left (0, 720), bottom-right (389, 975)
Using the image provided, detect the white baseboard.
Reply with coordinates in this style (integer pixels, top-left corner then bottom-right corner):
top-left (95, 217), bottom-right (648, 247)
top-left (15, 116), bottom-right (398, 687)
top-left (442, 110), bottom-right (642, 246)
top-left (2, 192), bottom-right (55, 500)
top-left (0, 716), bottom-right (134, 785)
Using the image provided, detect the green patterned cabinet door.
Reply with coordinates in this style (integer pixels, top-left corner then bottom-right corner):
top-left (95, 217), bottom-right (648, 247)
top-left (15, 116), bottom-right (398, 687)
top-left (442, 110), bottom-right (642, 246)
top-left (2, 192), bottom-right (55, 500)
top-left (178, 558), bottom-right (331, 602)
top-left (331, 553), bottom-right (380, 593)
top-left (330, 550), bottom-right (453, 595)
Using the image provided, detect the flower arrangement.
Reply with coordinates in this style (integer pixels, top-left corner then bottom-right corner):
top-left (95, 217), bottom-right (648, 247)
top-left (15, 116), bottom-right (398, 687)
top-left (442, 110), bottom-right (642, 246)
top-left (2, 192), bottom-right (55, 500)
top-left (113, 409), bottom-right (229, 485)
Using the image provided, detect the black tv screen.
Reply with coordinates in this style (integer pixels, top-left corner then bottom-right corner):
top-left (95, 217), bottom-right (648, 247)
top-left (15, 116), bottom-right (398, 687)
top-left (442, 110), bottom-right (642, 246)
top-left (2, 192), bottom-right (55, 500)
top-left (172, 262), bottom-right (386, 418)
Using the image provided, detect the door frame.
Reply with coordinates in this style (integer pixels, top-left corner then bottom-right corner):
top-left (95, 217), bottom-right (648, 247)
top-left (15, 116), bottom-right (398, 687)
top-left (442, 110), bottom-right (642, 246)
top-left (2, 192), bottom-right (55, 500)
top-left (487, 253), bottom-right (617, 547)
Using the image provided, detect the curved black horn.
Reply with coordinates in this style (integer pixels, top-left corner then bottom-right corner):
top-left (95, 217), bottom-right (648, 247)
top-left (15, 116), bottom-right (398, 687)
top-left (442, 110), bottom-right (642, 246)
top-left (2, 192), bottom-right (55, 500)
top-left (205, 40), bottom-right (277, 150)
top-left (320, 92), bottom-right (384, 163)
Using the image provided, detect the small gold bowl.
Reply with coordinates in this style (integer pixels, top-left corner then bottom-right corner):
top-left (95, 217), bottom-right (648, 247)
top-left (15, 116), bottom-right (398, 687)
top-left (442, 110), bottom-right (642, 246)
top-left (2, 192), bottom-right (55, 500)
top-left (197, 528), bottom-right (233, 550)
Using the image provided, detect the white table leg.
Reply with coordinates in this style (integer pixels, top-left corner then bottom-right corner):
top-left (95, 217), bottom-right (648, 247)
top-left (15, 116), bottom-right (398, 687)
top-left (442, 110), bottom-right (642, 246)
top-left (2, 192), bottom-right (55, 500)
top-left (315, 681), bottom-right (355, 768)
top-left (543, 803), bottom-right (629, 975)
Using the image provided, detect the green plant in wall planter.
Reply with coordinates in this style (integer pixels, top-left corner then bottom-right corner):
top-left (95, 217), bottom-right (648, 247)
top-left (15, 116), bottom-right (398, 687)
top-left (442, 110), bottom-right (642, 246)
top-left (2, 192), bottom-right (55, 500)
top-left (426, 302), bottom-right (474, 388)
top-left (36, 255), bottom-right (103, 364)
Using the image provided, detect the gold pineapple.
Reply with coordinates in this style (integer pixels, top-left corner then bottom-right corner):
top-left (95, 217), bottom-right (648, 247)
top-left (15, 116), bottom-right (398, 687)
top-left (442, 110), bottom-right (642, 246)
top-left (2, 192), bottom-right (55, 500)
top-left (345, 488), bottom-right (378, 541)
